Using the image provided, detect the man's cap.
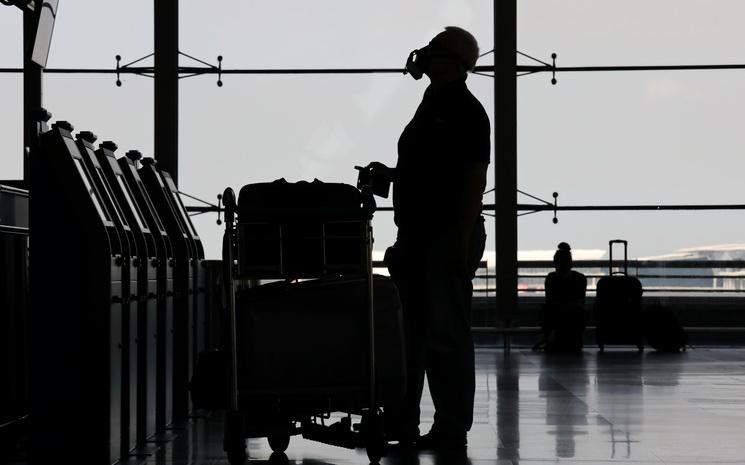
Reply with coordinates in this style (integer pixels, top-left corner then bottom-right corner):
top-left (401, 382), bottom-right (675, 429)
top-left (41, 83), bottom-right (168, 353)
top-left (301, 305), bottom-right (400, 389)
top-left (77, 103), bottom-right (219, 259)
top-left (430, 26), bottom-right (480, 71)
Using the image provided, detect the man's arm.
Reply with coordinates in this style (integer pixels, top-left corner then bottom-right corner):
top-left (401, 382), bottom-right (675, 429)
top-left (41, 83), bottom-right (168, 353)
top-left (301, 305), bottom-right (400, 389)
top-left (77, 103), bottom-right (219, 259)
top-left (449, 161), bottom-right (488, 268)
top-left (457, 161), bottom-right (488, 235)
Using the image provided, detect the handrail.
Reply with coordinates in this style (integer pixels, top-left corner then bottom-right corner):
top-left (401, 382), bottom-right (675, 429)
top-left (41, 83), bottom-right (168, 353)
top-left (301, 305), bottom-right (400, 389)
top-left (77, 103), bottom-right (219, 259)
top-left (488, 260), bottom-right (745, 294)
top-left (375, 259), bottom-right (745, 269)
top-left (471, 326), bottom-right (745, 333)
top-left (518, 274), bottom-right (745, 279)
top-left (518, 259), bottom-right (745, 269)
top-left (373, 258), bottom-right (745, 294)
top-left (371, 260), bottom-right (489, 269)
top-left (475, 288), bottom-right (745, 294)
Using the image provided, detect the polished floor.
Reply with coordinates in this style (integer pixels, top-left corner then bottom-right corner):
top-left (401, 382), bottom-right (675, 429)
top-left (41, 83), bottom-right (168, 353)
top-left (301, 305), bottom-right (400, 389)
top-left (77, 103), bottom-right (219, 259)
top-left (140, 348), bottom-right (745, 465)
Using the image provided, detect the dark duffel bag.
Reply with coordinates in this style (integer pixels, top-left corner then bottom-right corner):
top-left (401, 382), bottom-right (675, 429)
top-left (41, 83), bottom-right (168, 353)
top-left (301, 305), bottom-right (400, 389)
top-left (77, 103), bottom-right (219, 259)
top-left (235, 275), bottom-right (406, 406)
top-left (643, 305), bottom-right (687, 352)
top-left (236, 179), bottom-right (370, 278)
top-left (238, 178), bottom-right (363, 219)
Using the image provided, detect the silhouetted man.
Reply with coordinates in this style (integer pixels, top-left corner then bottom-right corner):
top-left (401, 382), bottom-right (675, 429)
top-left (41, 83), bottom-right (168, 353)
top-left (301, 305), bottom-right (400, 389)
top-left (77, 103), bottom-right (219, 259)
top-left (367, 26), bottom-right (489, 449)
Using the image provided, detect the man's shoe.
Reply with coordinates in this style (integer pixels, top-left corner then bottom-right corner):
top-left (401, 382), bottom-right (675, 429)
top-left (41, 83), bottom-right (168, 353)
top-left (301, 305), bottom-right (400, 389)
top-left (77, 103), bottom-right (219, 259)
top-left (416, 431), bottom-right (467, 450)
top-left (389, 437), bottom-right (418, 450)
top-left (385, 431), bottom-right (419, 448)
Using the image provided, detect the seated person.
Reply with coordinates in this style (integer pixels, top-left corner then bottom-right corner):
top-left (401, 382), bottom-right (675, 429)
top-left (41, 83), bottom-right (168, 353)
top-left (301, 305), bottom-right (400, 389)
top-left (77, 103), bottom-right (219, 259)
top-left (536, 242), bottom-right (588, 352)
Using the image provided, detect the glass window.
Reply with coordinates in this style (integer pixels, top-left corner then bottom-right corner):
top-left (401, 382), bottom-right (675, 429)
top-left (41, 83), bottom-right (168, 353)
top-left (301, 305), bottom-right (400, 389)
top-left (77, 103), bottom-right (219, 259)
top-left (0, 14), bottom-right (22, 180)
top-left (117, 174), bottom-right (147, 232)
top-left (163, 187), bottom-right (187, 235)
top-left (5, 0), bottom-right (745, 264)
top-left (72, 158), bottom-right (110, 223)
top-left (95, 166), bottom-right (128, 227)
top-left (138, 180), bottom-right (166, 233)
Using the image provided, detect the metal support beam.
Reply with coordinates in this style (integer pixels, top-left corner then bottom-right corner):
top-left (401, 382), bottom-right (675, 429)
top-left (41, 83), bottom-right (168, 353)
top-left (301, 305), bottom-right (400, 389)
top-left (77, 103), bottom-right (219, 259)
top-left (154, 0), bottom-right (179, 185)
top-left (23, 6), bottom-right (42, 183)
top-left (493, 0), bottom-right (518, 324)
top-left (7, 62), bottom-right (745, 76)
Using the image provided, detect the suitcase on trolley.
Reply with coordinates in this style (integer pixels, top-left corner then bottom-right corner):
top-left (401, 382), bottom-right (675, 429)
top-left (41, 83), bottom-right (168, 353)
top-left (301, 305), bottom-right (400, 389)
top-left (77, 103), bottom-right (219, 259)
top-left (594, 240), bottom-right (644, 352)
top-left (220, 175), bottom-right (392, 464)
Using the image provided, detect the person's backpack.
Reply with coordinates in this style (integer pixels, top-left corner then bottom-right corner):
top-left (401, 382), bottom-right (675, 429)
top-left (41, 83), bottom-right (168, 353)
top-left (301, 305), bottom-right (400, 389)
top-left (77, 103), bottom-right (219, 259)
top-left (643, 305), bottom-right (687, 352)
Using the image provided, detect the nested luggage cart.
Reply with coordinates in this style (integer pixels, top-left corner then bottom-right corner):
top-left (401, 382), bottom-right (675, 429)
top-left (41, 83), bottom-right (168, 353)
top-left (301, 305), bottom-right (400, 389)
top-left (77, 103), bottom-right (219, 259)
top-left (220, 176), bottom-right (403, 464)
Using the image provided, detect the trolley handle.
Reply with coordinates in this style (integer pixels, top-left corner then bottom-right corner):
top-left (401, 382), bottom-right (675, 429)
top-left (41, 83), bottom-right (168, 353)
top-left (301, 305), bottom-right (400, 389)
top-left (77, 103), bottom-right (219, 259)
top-left (223, 188), bottom-right (236, 229)
top-left (221, 187), bottom-right (240, 413)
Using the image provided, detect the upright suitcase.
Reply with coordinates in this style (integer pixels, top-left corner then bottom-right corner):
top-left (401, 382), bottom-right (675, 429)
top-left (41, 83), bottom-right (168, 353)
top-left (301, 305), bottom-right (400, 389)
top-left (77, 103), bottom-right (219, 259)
top-left (594, 240), bottom-right (644, 352)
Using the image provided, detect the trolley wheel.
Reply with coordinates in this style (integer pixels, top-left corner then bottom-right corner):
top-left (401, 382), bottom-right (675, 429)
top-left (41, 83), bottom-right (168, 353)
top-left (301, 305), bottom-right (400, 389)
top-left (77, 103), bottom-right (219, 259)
top-left (224, 412), bottom-right (246, 465)
top-left (367, 445), bottom-right (384, 464)
top-left (362, 410), bottom-right (387, 464)
top-left (267, 433), bottom-right (290, 453)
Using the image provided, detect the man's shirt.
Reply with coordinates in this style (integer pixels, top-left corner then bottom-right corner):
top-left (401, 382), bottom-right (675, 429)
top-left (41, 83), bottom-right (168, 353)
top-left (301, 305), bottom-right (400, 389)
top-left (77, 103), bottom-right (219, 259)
top-left (393, 78), bottom-right (491, 242)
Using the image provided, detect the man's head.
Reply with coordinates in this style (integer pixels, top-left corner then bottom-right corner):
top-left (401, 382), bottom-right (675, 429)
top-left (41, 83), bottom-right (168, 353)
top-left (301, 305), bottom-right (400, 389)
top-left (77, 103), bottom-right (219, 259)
top-left (405, 26), bottom-right (479, 81)
top-left (429, 26), bottom-right (480, 72)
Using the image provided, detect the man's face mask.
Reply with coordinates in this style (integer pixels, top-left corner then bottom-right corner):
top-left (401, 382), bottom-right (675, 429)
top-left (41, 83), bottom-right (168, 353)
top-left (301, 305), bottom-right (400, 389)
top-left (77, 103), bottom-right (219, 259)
top-left (404, 44), bottom-right (432, 80)
top-left (404, 43), bottom-right (463, 80)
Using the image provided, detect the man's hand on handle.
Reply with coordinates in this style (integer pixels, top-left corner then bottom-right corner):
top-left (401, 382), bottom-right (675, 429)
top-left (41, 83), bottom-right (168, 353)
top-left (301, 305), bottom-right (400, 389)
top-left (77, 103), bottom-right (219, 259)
top-left (366, 162), bottom-right (396, 182)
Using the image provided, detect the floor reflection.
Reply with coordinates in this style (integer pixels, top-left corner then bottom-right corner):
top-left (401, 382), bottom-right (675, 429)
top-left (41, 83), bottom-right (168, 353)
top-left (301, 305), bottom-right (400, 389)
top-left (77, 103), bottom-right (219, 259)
top-left (642, 351), bottom-right (684, 387)
top-left (495, 354), bottom-right (520, 463)
top-left (538, 354), bottom-right (589, 459)
top-left (135, 348), bottom-right (745, 465)
top-left (594, 352), bottom-right (644, 460)
top-left (386, 448), bottom-right (471, 465)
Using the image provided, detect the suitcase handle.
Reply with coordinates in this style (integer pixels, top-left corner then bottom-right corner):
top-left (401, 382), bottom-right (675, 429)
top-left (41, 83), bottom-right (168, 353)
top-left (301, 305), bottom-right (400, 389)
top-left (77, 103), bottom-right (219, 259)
top-left (609, 239), bottom-right (628, 275)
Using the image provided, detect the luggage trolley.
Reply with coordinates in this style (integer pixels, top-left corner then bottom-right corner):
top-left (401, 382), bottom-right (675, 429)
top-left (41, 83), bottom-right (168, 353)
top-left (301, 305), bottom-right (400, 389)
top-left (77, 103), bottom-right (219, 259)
top-left (220, 175), bottom-right (390, 464)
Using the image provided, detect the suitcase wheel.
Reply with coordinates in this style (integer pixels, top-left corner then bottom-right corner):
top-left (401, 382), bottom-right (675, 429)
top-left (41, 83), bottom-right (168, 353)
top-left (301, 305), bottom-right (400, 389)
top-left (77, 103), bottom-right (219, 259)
top-left (268, 433), bottom-right (290, 453)
top-left (269, 452), bottom-right (288, 464)
top-left (363, 409), bottom-right (386, 464)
